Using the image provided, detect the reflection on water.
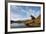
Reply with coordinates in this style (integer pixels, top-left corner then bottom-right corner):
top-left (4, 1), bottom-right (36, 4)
top-left (11, 22), bottom-right (27, 28)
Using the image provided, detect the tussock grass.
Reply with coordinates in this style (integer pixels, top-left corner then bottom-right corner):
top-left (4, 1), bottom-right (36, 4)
top-left (25, 15), bottom-right (41, 27)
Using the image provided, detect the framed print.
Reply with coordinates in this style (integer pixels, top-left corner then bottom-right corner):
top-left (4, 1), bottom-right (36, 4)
top-left (5, 0), bottom-right (45, 33)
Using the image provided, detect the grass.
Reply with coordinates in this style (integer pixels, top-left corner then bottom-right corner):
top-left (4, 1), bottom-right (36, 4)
top-left (24, 15), bottom-right (41, 27)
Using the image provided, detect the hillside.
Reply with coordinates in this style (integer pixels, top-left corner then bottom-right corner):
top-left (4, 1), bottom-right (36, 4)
top-left (24, 15), bottom-right (41, 27)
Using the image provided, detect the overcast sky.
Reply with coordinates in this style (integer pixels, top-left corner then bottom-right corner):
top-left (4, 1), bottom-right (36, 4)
top-left (10, 5), bottom-right (41, 21)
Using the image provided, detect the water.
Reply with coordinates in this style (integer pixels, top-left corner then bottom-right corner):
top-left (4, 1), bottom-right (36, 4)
top-left (11, 23), bottom-right (27, 28)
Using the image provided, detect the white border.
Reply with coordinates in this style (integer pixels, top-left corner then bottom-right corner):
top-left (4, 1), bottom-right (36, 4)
top-left (8, 3), bottom-right (43, 32)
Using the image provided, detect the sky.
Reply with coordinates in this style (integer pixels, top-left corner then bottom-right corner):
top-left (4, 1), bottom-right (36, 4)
top-left (10, 5), bottom-right (41, 21)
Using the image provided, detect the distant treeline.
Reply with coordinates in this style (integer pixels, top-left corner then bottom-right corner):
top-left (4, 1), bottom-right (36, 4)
top-left (11, 20), bottom-right (25, 24)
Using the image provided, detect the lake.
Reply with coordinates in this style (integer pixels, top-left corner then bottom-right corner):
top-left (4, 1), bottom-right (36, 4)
top-left (11, 23), bottom-right (27, 28)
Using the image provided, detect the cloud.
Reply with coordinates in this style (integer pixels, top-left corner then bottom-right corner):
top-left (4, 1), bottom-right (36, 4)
top-left (31, 10), bottom-right (40, 18)
top-left (10, 5), bottom-right (41, 21)
top-left (11, 12), bottom-right (31, 21)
